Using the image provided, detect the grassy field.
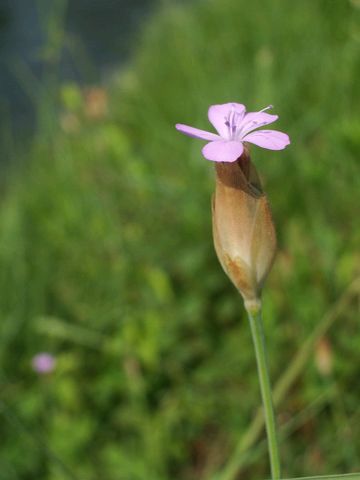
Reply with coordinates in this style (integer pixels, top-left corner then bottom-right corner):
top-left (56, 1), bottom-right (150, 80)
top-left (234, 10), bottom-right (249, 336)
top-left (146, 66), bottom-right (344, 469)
top-left (0, 0), bottom-right (360, 479)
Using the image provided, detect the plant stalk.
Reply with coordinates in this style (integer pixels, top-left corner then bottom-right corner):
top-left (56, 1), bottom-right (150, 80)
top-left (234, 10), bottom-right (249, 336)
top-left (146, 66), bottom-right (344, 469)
top-left (247, 305), bottom-right (281, 479)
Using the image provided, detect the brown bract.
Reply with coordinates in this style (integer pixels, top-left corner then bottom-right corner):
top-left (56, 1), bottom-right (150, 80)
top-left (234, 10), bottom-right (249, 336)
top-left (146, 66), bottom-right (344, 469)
top-left (212, 149), bottom-right (277, 310)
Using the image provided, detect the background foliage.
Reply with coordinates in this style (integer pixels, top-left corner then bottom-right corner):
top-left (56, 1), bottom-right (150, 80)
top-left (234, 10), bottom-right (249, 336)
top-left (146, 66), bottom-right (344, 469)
top-left (0, 0), bottom-right (360, 479)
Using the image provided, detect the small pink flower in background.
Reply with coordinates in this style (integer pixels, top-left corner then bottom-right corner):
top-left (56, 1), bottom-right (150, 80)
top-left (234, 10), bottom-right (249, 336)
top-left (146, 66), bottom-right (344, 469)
top-left (176, 102), bottom-right (290, 162)
top-left (32, 353), bottom-right (56, 374)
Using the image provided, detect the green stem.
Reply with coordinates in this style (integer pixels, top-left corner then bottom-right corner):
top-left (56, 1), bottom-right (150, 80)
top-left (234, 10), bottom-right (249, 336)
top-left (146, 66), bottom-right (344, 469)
top-left (247, 305), bottom-right (281, 479)
top-left (217, 277), bottom-right (360, 480)
top-left (281, 475), bottom-right (360, 480)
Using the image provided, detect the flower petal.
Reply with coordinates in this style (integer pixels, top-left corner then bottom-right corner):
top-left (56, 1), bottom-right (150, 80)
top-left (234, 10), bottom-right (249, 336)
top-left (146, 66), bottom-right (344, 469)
top-left (175, 123), bottom-right (220, 141)
top-left (208, 103), bottom-right (246, 138)
top-left (238, 112), bottom-right (279, 138)
top-left (242, 130), bottom-right (290, 150)
top-left (202, 140), bottom-right (244, 162)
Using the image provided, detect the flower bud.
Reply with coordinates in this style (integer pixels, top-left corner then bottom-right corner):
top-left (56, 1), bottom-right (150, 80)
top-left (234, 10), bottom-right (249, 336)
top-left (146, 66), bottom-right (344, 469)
top-left (212, 149), bottom-right (277, 311)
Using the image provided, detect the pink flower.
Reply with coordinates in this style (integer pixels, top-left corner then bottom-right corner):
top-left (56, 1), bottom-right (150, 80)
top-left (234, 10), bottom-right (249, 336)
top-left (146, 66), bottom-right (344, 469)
top-left (32, 353), bottom-right (56, 374)
top-left (176, 103), bottom-right (290, 162)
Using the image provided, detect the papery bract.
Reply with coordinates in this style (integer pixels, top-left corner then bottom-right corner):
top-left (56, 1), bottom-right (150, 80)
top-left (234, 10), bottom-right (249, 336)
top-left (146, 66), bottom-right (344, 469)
top-left (212, 149), bottom-right (277, 309)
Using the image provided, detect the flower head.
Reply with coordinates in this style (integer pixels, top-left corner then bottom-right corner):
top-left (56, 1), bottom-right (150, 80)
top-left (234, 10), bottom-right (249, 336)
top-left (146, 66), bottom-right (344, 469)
top-left (176, 102), bottom-right (290, 162)
top-left (32, 353), bottom-right (56, 374)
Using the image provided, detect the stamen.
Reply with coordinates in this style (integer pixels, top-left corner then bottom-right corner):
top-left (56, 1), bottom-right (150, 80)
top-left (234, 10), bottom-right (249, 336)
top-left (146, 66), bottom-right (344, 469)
top-left (259, 104), bottom-right (273, 113)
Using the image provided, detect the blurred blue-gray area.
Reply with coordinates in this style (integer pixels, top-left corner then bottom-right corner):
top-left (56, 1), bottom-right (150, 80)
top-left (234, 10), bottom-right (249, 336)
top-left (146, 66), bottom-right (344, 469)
top-left (0, 0), bottom-right (153, 134)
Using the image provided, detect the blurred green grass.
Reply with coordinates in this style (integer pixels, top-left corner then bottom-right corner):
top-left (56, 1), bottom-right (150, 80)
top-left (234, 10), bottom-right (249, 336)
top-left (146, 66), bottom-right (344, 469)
top-left (0, 0), bottom-right (360, 479)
